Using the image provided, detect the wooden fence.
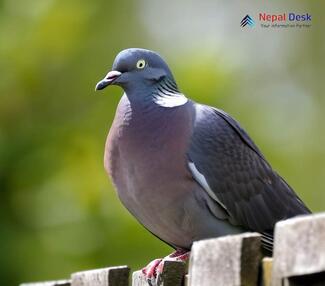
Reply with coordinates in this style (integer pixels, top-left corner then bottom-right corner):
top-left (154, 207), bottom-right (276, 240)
top-left (20, 213), bottom-right (325, 286)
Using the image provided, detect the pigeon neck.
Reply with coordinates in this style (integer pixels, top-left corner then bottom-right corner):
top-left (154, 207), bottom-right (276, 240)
top-left (123, 77), bottom-right (188, 109)
top-left (151, 77), bottom-right (188, 108)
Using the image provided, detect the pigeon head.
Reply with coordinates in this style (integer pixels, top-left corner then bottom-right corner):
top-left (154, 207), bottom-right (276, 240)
top-left (95, 48), bottom-right (176, 92)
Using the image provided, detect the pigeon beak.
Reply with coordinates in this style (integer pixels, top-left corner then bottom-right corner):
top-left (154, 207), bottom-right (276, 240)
top-left (95, 70), bottom-right (122, 91)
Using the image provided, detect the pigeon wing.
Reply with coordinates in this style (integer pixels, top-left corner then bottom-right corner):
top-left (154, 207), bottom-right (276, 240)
top-left (187, 103), bottom-right (310, 235)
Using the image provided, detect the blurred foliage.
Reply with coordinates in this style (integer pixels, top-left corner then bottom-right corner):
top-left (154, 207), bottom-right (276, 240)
top-left (0, 0), bottom-right (324, 285)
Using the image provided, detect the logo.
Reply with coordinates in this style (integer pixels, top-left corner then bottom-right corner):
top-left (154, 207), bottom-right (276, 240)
top-left (259, 13), bottom-right (312, 23)
top-left (240, 15), bottom-right (255, 27)
top-left (240, 12), bottom-right (312, 29)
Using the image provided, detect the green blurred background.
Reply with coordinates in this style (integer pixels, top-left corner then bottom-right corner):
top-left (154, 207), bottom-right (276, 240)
top-left (0, 0), bottom-right (324, 285)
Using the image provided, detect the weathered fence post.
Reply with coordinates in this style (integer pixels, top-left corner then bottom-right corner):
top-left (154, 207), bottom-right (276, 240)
top-left (132, 260), bottom-right (186, 286)
top-left (20, 213), bottom-right (325, 286)
top-left (71, 266), bottom-right (130, 286)
top-left (261, 257), bottom-right (273, 286)
top-left (188, 232), bottom-right (262, 286)
top-left (271, 213), bottom-right (325, 286)
top-left (20, 280), bottom-right (71, 286)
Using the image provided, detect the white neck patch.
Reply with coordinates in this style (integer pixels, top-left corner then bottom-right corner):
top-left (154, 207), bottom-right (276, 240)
top-left (153, 92), bottom-right (188, 108)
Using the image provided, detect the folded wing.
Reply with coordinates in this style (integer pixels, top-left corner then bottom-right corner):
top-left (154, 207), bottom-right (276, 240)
top-left (187, 103), bottom-right (310, 249)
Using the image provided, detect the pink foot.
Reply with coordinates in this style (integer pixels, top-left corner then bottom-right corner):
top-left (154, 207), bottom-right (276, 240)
top-left (142, 258), bottom-right (162, 279)
top-left (141, 249), bottom-right (190, 285)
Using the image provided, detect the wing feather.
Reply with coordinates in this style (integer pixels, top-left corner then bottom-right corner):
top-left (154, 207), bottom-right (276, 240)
top-left (187, 103), bottom-right (310, 237)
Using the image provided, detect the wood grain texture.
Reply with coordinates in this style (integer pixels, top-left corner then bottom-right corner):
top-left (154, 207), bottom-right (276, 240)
top-left (20, 280), bottom-right (71, 286)
top-left (272, 213), bottom-right (325, 286)
top-left (188, 232), bottom-right (262, 286)
top-left (71, 266), bottom-right (130, 286)
top-left (132, 260), bottom-right (186, 286)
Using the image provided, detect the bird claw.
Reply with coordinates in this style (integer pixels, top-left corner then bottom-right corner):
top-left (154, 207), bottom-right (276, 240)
top-left (141, 249), bottom-right (190, 286)
top-left (141, 258), bottom-right (162, 277)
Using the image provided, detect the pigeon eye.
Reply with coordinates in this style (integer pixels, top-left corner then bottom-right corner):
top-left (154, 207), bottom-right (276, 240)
top-left (136, 59), bottom-right (146, 69)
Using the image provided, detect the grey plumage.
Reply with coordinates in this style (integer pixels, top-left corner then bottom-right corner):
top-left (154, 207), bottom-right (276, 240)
top-left (96, 48), bottom-right (310, 253)
top-left (188, 104), bottom-right (309, 251)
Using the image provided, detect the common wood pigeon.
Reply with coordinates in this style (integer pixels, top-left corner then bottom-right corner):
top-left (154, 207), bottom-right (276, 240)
top-left (95, 48), bottom-right (310, 283)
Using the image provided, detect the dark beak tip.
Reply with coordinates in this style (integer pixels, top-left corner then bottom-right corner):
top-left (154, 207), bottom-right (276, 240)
top-left (95, 71), bottom-right (121, 92)
top-left (95, 80), bottom-right (109, 91)
top-left (95, 83), bottom-right (102, 91)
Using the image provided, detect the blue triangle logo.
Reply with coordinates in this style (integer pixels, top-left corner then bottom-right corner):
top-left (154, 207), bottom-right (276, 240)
top-left (241, 15), bottom-right (255, 27)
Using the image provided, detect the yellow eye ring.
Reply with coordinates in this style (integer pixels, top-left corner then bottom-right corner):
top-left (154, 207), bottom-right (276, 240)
top-left (136, 59), bottom-right (146, 69)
